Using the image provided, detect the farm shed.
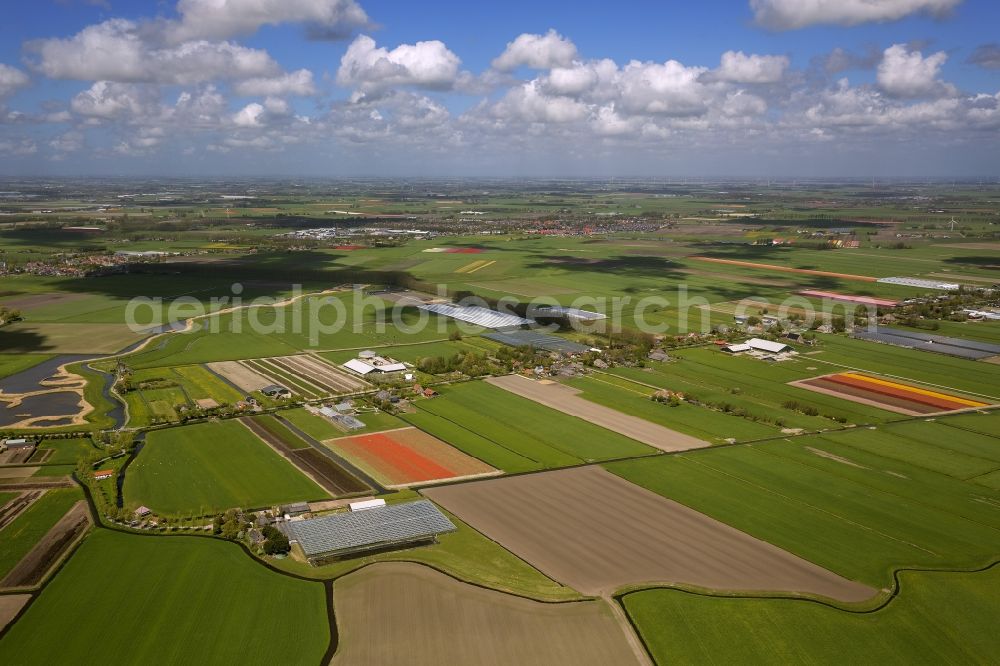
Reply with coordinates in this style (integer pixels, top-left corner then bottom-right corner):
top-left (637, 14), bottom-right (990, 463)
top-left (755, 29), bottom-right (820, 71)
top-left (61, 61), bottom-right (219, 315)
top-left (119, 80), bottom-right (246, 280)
top-left (261, 384), bottom-right (291, 398)
top-left (342, 359), bottom-right (376, 376)
top-left (281, 502), bottom-right (310, 517)
top-left (93, 469), bottom-right (114, 480)
top-left (721, 343), bottom-right (751, 354)
top-left (288, 500), bottom-right (455, 563)
top-left (342, 357), bottom-right (407, 375)
top-left (746, 338), bottom-right (792, 354)
top-left (349, 498), bottom-right (386, 512)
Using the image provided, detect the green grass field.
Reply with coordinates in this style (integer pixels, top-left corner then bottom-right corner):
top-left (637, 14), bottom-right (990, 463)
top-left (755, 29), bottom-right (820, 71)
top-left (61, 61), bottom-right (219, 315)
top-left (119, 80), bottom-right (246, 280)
top-left (123, 364), bottom-right (248, 427)
top-left (33, 437), bottom-right (97, 464)
top-left (608, 424), bottom-right (1000, 589)
top-left (318, 338), bottom-right (494, 365)
top-left (566, 374), bottom-right (780, 443)
top-left (32, 464), bottom-right (76, 477)
top-left (942, 411), bottom-right (1000, 437)
top-left (277, 407), bottom-right (347, 440)
top-left (624, 566), bottom-right (1000, 664)
top-left (174, 364), bottom-right (245, 403)
top-left (0, 529), bottom-right (330, 664)
top-left (401, 409), bottom-right (540, 473)
top-left (277, 407), bottom-right (407, 441)
top-left (124, 420), bottom-right (327, 514)
top-left (405, 380), bottom-right (656, 470)
top-left (0, 487), bottom-right (83, 580)
top-left (609, 347), bottom-right (904, 426)
top-left (0, 322), bottom-right (147, 354)
top-left (249, 413), bottom-right (310, 449)
top-left (324, 411), bottom-right (408, 438)
top-left (123, 293), bottom-right (472, 370)
top-left (819, 419), bottom-right (1000, 481)
top-left (0, 353), bottom-right (53, 379)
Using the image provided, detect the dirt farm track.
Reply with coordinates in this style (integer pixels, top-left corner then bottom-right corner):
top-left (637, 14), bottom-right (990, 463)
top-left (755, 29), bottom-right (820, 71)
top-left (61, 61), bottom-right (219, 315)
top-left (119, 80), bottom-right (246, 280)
top-left (330, 562), bottom-right (640, 666)
top-left (485, 375), bottom-right (709, 452)
top-left (424, 466), bottom-right (874, 601)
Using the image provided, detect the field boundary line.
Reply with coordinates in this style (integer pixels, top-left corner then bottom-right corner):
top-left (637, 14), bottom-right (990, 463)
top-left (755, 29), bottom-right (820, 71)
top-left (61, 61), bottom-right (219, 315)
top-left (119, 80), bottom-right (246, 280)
top-left (327, 557), bottom-right (589, 604)
top-left (962, 467), bottom-right (1000, 483)
top-left (407, 403), bottom-right (546, 466)
top-left (585, 373), bottom-right (654, 397)
top-left (936, 418), bottom-right (1000, 442)
top-left (325, 426), bottom-right (415, 440)
top-left (615, 558), bottom-right (1000, 619)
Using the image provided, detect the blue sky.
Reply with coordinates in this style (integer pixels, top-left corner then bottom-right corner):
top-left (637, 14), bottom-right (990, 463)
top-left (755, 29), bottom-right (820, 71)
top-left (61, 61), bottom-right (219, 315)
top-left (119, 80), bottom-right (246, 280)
top-left (1, 0), bottom-right (998, 176)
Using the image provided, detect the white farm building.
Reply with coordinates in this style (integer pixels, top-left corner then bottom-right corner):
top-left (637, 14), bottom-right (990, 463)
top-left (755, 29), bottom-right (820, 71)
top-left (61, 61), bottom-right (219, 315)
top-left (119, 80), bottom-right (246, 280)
top-left (342, 356), bottom-right (407, 376)
top-left (722, 338), bottom-right (793, 354)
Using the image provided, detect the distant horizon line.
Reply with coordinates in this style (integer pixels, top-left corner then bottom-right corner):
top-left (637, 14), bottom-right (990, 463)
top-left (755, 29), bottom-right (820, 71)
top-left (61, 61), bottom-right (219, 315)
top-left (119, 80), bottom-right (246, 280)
top-left (0, 175), bottom-right (999, 184)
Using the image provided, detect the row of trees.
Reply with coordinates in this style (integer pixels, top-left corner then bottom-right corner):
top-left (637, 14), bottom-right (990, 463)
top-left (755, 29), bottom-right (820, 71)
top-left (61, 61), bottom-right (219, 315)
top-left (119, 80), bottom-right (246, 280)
top-left (212, 509), bottom-right (290, 555)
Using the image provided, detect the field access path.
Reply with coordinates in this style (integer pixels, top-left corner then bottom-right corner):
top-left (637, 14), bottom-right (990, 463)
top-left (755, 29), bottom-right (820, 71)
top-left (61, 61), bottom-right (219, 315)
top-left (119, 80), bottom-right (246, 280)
top-left (485, 375), bottom-right (710, 452)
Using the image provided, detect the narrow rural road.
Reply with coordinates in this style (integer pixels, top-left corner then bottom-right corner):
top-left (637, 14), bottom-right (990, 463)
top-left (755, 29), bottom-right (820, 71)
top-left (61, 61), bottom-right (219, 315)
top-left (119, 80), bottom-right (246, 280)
top-left (603, 595), bottom-right (654, 666)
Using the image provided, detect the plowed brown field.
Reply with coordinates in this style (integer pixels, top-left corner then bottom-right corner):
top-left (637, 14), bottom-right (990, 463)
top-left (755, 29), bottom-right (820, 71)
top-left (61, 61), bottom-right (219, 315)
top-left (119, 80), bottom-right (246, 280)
top-left (330, 562), bottom-right (640, 666)
top-left (424, 466), bottom-right (874, 601)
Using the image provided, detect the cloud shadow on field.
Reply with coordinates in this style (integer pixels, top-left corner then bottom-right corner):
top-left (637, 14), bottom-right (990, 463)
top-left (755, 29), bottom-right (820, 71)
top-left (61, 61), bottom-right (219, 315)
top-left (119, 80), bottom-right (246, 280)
top-left (0, 328), bottom-right (55, 354)
top-left (942, 256), bottom-right (1000, 270)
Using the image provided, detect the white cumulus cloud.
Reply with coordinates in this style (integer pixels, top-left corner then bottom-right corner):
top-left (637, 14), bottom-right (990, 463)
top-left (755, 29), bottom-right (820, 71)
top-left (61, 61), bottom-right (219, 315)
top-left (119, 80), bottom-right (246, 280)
top-left (233, 102), bottom-right (266, 126)
top-left (751, 0), bottom-right (962, 30)
top-left (0, 64), bottom-right (30, 98)
top-left (70, 81), bottom-right (158, 119)
top-left (616, 60), bottom-right (711, 116)
top-left (232, 69), bottom-right (316, 96)
top-left (712, 50), bottom-right (788, 83)
top-left (337, 35), bottom-right (462, 94)
top-left (29, 19), bottom-right (281, 84)
top-left (492, 80), bottom-right (590, 123)
top-left (167, 0), bottom-right (370, 42)
top-left (877, 44), bottom-right (954, 97)
top-left (492, 29), bottom-right (578, 72)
